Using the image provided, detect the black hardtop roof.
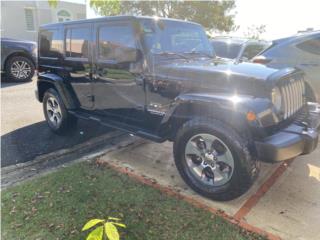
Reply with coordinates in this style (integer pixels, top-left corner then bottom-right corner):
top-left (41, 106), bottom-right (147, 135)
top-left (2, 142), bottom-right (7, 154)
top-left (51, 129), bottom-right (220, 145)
top-left (40, 15), bottom-right (200, 29)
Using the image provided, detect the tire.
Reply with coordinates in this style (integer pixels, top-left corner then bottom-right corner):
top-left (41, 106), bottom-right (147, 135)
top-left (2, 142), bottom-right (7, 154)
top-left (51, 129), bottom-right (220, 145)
top-left (173, 118), bottom-right (259, 201)
top-left (43, 88), bottom-right (78, 135)
top-left (5, 56), bottom-right (35, 82)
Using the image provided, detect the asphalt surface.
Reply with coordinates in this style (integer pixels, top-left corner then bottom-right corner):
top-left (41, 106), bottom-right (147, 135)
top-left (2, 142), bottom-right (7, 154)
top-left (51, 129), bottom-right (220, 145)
top-left (1, 77), bottom-right (113, 167)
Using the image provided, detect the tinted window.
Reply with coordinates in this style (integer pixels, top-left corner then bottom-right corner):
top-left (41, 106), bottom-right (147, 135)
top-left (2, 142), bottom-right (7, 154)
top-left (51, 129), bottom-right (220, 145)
top-left (98, 24), bottom-right (135, 61)
top-left (65, 27), bottom-right (90, 58)
top-left (296, 36), bottom-right (320, 55)
top-left (211, 41), bottom-right (241, 59)
top-left (242, 44), bottom-right (269, 60)
top-left (39, 29), bottom-right (61, 58)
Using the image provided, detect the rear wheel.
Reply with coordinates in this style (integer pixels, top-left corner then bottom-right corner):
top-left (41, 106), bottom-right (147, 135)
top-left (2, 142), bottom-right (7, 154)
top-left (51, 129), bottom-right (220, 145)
top-left (43, 88), bottom-right (77, 135)
top-left (174, 118), bottom-right (259, 201)
top-left (5, 56), bottom-right (35, 82)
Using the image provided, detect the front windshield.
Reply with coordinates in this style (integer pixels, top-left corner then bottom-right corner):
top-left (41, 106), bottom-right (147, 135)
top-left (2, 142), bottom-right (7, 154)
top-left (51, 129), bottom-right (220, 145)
top-left (140, 19), bottom-right (214, 58)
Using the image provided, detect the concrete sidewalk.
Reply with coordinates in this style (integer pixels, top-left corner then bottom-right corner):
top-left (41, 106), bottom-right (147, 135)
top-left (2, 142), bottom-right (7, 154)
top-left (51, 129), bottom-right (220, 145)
top-left (98, 140), bottom-right (320, 240)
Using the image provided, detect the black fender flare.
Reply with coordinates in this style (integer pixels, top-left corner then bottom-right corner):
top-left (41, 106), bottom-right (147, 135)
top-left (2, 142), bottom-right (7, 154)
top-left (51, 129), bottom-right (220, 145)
top-left (37, 73), bottom-right (79, 109)
top-left (161, 92), bottom-right (276, 138)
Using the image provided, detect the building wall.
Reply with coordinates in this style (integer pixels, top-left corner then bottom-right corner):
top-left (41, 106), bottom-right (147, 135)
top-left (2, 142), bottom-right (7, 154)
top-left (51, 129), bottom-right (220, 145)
top-left (1, 1), bottom-right (86, 42)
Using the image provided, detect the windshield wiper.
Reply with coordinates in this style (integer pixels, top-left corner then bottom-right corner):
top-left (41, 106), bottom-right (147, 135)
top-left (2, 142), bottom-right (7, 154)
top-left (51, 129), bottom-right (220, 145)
top-left (153, 51), bottom-right (190, 60)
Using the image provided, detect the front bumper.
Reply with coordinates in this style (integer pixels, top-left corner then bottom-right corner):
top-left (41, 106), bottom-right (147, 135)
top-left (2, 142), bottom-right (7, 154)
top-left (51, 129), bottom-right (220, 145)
top-left (255, 103), bottom-right (320, 162)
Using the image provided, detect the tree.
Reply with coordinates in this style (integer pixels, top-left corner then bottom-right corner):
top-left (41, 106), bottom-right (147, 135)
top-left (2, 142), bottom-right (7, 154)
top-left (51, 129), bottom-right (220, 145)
top-left (90, 0), bottom-right (121, 16)
top-left (243, 24), bottom-right (266, 39)
top-left (90, 0), bottom-right (237, 32)
top-left (48, 0), bottom-right (58, 8)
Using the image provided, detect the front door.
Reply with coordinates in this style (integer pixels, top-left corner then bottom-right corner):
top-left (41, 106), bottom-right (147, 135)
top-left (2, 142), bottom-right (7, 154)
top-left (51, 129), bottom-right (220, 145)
top-left (64, 23), bottom-right (93, 109)
top-left (93, 21), bottom-right (145, 122)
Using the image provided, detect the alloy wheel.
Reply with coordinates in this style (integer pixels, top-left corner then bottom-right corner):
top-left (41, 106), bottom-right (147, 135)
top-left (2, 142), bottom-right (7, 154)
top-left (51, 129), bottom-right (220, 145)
top-left (46, 96), bottom-right (62, 127)
top-left (184, 133), bottom-right (234, 187)
top-left (10, 60), bottom-right (32, 79)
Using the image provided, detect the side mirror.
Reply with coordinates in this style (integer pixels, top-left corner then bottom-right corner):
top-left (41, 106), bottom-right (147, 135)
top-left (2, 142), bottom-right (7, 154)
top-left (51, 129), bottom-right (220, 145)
top-left (115, 48), bottom-right (142, 64)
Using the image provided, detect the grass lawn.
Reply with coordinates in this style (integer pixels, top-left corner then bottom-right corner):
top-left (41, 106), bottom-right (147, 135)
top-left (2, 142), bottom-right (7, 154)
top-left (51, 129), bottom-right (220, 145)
top-left (1, 161), bottom-right (265, 240)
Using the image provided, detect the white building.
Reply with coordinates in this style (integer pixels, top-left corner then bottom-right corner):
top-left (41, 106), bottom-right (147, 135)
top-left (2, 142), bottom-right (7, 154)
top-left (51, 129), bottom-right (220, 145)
top-left (1, 1), bottom-right (86, 42)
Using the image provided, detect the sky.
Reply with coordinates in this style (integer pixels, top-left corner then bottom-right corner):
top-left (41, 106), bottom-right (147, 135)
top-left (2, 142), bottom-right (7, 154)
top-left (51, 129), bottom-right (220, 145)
top-left (69, 0), bottom-right (320, 40)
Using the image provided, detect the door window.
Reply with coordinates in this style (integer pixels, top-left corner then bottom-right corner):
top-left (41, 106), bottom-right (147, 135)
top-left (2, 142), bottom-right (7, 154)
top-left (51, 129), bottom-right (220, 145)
top-left (98, 24), bottom-right (136, 62)
top-left (65, 26), bottom-right (90, 59)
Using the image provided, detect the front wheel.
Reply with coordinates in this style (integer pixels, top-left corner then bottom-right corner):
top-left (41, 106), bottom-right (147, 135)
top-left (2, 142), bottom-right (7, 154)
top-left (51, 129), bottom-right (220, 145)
top-left (173, 118), bottom-right (259, 201)
top-left (43, 88), bottom-right (77, 135)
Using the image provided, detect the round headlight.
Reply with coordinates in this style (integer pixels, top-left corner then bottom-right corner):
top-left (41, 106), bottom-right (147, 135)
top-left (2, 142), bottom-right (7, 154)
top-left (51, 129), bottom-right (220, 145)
top-left (271, 87), bottom-right (282, 111)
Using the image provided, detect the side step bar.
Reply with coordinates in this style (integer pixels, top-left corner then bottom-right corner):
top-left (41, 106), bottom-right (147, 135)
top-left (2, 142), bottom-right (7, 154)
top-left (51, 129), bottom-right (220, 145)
top-left (69, 110), bottom-right (166, 143)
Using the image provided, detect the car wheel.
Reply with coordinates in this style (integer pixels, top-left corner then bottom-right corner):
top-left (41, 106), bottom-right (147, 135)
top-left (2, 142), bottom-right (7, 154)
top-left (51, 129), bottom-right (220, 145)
top-left (5, 56), bottom-right (35, 82)
top-left (173, 118), bottom-right (259, 201)
top-left (43, 88), bottom-right (78, 135)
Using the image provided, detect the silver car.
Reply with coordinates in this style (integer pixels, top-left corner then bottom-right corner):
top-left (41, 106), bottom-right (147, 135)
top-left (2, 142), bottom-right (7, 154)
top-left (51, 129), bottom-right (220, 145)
top-left (253, 31), bottom-right (320, 102)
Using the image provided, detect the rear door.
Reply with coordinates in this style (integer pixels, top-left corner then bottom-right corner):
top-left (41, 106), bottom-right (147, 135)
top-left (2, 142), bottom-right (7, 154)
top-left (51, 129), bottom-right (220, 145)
top-left (92, 21), bottom-right (146, 121)
top-left (63, 23), bottom-right (94, 109)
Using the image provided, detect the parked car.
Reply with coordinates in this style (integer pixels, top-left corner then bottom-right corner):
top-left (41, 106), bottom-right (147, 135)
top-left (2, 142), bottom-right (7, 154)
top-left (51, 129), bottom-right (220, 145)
top-left (252, 31), bottom-right (320, 102)
top-left (35, 16), bottom-right (320, 201)
top-left (1, 38), bottom-right (37, 82)
top-left (211, 37), bottom-right (270, 62)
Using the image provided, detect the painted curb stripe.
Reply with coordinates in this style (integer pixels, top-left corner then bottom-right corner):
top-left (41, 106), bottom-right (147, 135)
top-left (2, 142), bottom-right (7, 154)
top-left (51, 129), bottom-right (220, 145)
top-left (95, 159), bottom-right (281, 240)
top-left (234, 159), bottom-right (294, 221)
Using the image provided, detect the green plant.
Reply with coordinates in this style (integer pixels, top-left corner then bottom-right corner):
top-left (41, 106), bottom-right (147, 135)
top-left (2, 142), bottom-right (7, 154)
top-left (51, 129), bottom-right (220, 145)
top-left (82, 217), bottom-right (126, 240)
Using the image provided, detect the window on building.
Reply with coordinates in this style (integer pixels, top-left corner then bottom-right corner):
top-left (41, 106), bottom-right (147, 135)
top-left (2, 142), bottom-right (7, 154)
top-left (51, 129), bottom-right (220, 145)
top-left (57, 10), bottom-right (71, 22)
top-left (25, 8), bottom-right (35, 31)
top-left (98, 24), bottom-right (136, 61)
top-left (39, 29), bottom-right (61, 58)
top-left (65, 27), bottom-right (90, 58)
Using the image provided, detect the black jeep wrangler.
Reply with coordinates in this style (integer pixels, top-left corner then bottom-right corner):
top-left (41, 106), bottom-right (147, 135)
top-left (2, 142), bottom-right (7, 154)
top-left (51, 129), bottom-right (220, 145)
top-left (36, 16), bottom-right (320, 201)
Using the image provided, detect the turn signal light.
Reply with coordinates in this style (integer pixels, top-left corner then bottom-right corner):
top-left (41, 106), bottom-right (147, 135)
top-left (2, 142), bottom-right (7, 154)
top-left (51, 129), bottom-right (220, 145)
top-left (252, 56), bottom-right (272, 64)
top-left (246, 111), bottom-right (257, 122)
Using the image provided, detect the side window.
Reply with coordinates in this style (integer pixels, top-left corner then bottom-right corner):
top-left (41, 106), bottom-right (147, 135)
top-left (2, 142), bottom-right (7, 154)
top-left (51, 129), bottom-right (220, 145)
top-left (65, 26), bottom-right (90, 59)
top-left (98, 24), bottom-right (135, 61)
top-left (39, 29), bottom-right (61, 58)
top-left (296, 36), bottom-right (320, 55)
top-left (242, 44), bottom-right (267, 60)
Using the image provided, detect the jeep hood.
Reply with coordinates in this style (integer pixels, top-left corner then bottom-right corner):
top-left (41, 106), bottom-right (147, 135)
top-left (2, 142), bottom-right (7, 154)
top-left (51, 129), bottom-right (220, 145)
top-left (154, 58), bottom-right (296, 96)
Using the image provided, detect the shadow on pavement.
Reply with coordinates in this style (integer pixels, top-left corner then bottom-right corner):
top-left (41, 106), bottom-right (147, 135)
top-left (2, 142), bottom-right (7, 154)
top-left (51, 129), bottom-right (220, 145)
top-left (1, 119), bottom-right (113, 167)
top-left (1, 78), bottom-right (32, 89)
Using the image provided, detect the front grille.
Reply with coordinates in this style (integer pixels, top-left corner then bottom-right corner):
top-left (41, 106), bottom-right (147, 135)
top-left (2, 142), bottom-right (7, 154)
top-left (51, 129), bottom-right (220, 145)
top-left (280, 78), bottom-right (305, 119)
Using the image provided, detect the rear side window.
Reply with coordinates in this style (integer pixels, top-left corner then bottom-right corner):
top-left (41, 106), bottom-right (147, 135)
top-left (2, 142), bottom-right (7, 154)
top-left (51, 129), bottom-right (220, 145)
top-left (39, 29), bottom-right (61, 58)
top-left (98, 24), bottom-right (135, 61)
top-left (65, 26), bottom-right (90, 59)
top-left (296, 36), bottom-right (320, 55)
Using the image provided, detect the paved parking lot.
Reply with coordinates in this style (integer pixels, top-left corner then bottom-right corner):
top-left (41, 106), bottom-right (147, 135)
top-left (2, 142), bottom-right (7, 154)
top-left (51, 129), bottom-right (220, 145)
top-left (1, 78), bottom-right (113, 167)
top-left (98, 140), bottom-right (320, 240)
